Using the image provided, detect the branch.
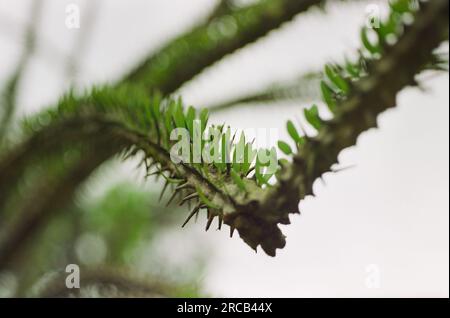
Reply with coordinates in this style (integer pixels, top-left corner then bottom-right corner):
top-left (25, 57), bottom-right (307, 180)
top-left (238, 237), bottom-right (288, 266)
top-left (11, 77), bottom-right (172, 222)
top-left (0, 0), bottom-right (329, 203)
top-left (207, 71), bottom-right (321, 113)
top-left (0, 115), bottom-right (125, 212)
top-left (237, 0), bottom-right (450, 255)
top-left (0, 0), bottom-right (328, 221)
top-left (0, 140), bottom-right (121, 268)
top-left (0, 0), bottom-right (447, 259)
top-left (0, 0), bottom-right (43, 143)
top-left (36, 266), bottom-right (177, 298)
top-left (122, 0), bottom-right (326, 95)
top-left (0, 86), bottom-right (262, 265)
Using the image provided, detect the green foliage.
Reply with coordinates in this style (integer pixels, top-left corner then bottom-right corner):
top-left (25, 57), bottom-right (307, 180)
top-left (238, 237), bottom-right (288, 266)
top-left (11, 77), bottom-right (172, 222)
top-left (320, 80), bottom-right (336, 112)
top-left (0, 0), bottom-right (447, 270)
top-left (324, 64), bottom-right (349, 94)
top-left (277, 0), bottom-right (446, 156)
top-left (12, 183), bottom-right (205, 297)
top-left (83, 184), bottom-right (166, 264)
top-left (277, 141), bottom-right (292, 155)
top-left (207, 71), bottom-right (321, 112)
top-left (303, 105), bottom-right (322, 131)
top-left (361, 27), bottom-right (381, 56)
top-left (9, 0), bottom-right (448, 258)
top-left (286, 120), bottom-right (304, 146)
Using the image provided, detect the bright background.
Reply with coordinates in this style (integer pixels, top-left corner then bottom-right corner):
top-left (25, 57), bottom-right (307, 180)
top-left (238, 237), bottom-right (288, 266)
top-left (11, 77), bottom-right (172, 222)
top-left (0, 0), bottom-right (448, 297)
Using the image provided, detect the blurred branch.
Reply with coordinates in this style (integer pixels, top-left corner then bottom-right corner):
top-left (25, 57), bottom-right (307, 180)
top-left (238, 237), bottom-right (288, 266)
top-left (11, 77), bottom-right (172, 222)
top-left (122, 0), bottom-right (326, 95)
top-left (0, 115), bottom-right (123, 212)
top-left (206, 0), bottom-right (234, 23)
top-left (0, 140), bottom-right (120, 269)
top-left (208, 71), bottom-right (322, 113)
top-left (10, 183), bottom-right (185, 297)
top-left (0, 0), bottom-right (43, 143)
top-left (36, 266), bottom-right (175, 298)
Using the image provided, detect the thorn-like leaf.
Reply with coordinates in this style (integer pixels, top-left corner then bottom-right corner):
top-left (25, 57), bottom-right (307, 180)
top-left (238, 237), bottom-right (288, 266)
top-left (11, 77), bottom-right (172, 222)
top-left (179, 192), bottom-right (199, 206)
top-left (182, 203), bottom-right (202, 228)
top-left (166, 190), bottom-right (178, 207)
top-left (158, 180), bottom-right (169, 202)
top-left (218, 216), bottom-right (223, 230)
top-left (230, 226), bottom-right (235, 238)
top-left (205, 213), bottom-right (214, 231)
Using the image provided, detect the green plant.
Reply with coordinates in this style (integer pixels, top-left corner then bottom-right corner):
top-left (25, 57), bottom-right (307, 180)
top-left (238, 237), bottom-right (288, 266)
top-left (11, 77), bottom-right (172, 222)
top-left (0, 0), bottom-right (448, 296)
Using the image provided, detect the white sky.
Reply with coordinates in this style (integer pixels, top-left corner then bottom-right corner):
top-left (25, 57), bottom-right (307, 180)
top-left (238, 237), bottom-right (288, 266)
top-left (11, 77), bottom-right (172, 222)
top-left (0, 0), bottom-right (448, 297)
